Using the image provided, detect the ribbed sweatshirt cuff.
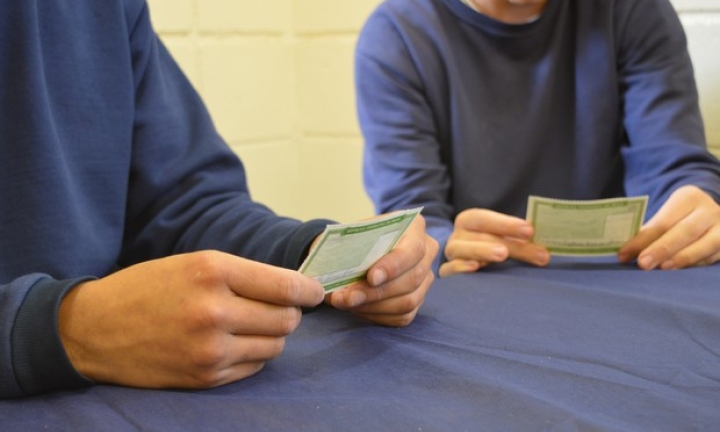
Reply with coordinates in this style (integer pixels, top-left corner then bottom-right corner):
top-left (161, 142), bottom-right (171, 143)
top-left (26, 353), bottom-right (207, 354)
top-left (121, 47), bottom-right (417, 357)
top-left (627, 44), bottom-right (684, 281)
top-left (12, 277), bottom-right (94, 396)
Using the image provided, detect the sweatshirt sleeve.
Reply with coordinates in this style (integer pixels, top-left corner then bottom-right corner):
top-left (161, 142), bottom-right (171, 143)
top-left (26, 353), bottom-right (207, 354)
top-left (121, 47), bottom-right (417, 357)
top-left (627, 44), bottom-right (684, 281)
top-left (356, 9), bottom-right (453, 273)
top-left (118, 3), bottom-right (333, 268)
top-left (0, 2), bottom-right (333, 399)
top-left (616, 0), bottom-right (720, 217)
top-left (1, 275), bottom-right (93, 399)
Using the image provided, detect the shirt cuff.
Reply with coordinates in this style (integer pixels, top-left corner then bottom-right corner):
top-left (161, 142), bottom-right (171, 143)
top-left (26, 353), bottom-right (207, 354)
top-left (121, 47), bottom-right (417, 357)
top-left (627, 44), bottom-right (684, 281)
top-left (12, 277), bottom-right (94, 396)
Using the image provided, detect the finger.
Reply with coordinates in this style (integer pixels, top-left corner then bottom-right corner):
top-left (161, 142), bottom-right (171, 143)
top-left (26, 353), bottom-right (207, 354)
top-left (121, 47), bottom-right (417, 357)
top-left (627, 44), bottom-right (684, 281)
top-left (217, 254), bottom-right (325, 307)
top-left (449, 229), bottom-right (520, 243)
top-left (344, 270), bottom-right (434, 327)
top-left (439, 259), bottom-right (484, 277)
top-left (619, 185), bottom-right (700, 264)
top-left (181, 335), bottom-right (287, 388)
top-left (617, 225), bottom-right (665, 263)
top-left (225, 335), bottom-right (287, 364)
top-left (659, 226), bottom-right (720, 269)
top-left (635, 208), bottom-right (712, 270)
top-left (203, 362), bottom-right (265, 388)
top-left (618, 208), bottom-right (691, 262)
top-left (455, 208), bottom-right (534, 239)
top-left (445, 238), bottom-right (509, 263)
top-left (222, 299), bottom-right (304, 337)
top-left (446, 236), bottom-right (549, 267)
top-left (366, 216), bottom-right (437, 287)
top-left (698, 248), bottom-right (720, 267)
top-left (506, 239), bottom-right (551, 267)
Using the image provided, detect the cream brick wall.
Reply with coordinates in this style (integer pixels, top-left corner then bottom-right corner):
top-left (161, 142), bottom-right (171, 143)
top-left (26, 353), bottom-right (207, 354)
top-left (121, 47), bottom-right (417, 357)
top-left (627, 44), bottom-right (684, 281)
top-left (147, 0), bottom-right (380, 223)
top-left (673, 0), bottom-right (720, 154)
top-left (146, 0), bottom-right (720, 223)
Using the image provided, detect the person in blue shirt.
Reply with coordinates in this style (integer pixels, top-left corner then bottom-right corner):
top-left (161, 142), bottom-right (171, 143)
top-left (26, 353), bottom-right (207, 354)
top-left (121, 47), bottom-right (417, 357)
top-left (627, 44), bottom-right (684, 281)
top-left (0, 0), bottom-right (438, 399)
top-left (356, 0), bottom-right (720, 277)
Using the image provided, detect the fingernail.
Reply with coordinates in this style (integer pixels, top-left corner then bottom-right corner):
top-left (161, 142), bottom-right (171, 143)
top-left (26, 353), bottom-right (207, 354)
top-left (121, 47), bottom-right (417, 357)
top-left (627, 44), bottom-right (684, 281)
top-left (639, 255), bottom-right (656, 270)
top-left (370, 269), bottom-right (387, 286)
top-left (348, 290), bottom-right (367, 307)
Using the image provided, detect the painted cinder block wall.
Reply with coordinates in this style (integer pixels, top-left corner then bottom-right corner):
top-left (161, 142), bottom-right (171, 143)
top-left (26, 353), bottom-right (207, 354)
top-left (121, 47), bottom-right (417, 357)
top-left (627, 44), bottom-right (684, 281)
top-left (146, 0), bottom-right (720, 222)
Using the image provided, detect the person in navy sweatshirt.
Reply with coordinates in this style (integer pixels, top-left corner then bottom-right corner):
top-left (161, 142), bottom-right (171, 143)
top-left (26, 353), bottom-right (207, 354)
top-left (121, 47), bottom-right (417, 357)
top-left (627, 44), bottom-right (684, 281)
top-left (0, 0), bottom-right (438, 399)
top-left (356, 0), bottom-right (720, 277)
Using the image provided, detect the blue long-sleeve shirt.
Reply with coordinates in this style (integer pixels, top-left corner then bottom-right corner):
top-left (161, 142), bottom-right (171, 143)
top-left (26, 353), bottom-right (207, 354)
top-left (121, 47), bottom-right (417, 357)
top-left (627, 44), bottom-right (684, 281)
top-left (0, 0), bottom-right (330, 398)
top-left (356, 0), bottom-right (720, 272)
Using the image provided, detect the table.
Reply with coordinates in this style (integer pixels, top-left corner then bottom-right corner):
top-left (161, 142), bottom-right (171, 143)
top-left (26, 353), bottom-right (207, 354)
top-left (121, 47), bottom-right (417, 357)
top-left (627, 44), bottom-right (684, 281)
top-left (2, 259), bottom-right (720, 431)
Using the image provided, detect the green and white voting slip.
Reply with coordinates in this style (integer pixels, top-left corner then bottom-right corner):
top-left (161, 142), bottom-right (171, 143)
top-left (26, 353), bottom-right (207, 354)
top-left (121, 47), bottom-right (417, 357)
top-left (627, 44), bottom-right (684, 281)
top-left (300, 207), bottom-right (422, 293)
top-left (526, 195), bottom-right (648, 256)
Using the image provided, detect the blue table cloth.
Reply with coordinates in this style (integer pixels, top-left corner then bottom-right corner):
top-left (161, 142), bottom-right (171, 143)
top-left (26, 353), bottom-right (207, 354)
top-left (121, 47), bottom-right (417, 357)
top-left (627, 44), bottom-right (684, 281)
top-left (2, 259), bottom-right (719, 431)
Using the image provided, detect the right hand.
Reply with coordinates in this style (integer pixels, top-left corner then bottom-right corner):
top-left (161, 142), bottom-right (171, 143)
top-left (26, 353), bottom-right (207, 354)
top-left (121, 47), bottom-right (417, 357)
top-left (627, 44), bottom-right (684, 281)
top-left (440, 209), bottom-right (550, 277)
top-left (58, 250), bottom-right (325, 390)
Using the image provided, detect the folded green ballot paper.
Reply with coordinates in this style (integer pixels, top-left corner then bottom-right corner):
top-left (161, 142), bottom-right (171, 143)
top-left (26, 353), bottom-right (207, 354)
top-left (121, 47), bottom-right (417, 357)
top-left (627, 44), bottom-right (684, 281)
top-left (526, 195), bottom-right (648, 256)
top-left (300, 207), bottom-right (422, 292)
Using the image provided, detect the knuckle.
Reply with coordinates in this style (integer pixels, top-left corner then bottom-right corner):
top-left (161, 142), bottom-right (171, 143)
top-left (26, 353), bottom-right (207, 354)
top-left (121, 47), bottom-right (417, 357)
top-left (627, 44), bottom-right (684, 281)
top-left (454, 210), bottom-right (470, 227)
top-left (188, 374), bottom-right (217, 389)
top-left (444, 242), bottom-right (458, 260)
top-left (275, 273), bottom-right (304, 304)
top-left (277, 307), bottom-right (302, 335)
top-left (190, 337), bottom-right (227, 369)
top-left (372, 285), bottom-right (388, 302)
top-left (447, 230), bottom-right (461, 242)
top-left (426, 270), bottom-right (436, 287)
top-left (410, 263), bottom-right (427, 288)
top-left (396, 295), bottom-right (420, 315)
top-left (186, 299), bottom-right (226, 331)
top-left (390, 310), bottom-right (418, 328)
top-left (186, 251), bottom-right (225, 287)
top-left (186, 342), bottom-right (228, 387)
top-left (189, 369), bottom-right (225, 388)
top-left (654, 243), bottom-right (674, 258)
top-left (413, 233), bottom-right (427, 256)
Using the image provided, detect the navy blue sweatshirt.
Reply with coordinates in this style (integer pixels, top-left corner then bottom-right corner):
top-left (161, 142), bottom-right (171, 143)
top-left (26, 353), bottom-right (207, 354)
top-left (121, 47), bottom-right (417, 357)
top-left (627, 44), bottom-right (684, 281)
top-left (0, 0), bottom-right (330, 398)
top-left (357, 0), bottom-right (720, 272)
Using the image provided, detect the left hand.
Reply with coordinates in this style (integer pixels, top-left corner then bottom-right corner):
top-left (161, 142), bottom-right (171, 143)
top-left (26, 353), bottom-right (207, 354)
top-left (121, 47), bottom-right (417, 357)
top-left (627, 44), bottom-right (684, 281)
top-left (618, 185), bottom-right (720, 270)
top-left (325, 215), bottom-right (439, 327)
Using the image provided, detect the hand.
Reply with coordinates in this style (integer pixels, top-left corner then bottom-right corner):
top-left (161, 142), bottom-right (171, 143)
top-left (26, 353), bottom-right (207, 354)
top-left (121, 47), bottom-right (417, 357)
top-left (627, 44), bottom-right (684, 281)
top-left (325, 215), bottom-right (438, 327)
top-left (440, 208), bottom-right (550, 277)
top-left (58, 251), bottom-right (325, 390)
top-left (618, 185), bottom-right (720, 270)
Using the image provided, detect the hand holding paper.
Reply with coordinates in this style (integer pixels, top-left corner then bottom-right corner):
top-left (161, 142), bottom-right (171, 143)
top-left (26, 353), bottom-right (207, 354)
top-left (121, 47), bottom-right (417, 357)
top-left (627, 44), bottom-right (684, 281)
top-left (301, 209), bottom-right (438, 327)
